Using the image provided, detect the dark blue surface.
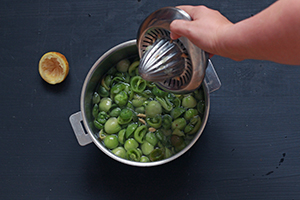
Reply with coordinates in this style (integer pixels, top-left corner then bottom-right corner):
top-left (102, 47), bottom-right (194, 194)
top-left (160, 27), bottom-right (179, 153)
top-left (1, 0), bottom-right (300, 199)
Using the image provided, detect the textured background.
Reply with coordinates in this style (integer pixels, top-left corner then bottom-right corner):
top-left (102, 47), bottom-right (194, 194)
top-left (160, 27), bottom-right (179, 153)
top-left (1, 0), bottom-right (300, 199)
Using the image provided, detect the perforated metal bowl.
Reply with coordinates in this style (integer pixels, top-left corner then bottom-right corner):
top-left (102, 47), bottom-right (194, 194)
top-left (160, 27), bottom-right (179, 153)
top-left (137, 7), bottom-right (209, 94)
top-left (69, 40), bottom-right (221, 167)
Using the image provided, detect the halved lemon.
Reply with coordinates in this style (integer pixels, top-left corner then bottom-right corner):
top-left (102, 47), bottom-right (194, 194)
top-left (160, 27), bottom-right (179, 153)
top-left (38, 52), bottom-right (69, 84)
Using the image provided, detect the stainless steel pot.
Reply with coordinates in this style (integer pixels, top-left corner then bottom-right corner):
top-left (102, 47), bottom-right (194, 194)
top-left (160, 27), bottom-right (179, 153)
top-left (69, 39), bottom-right (221, 167)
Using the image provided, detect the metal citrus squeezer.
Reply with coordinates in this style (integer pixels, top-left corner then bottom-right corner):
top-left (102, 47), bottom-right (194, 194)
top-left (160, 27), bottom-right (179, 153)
top-left (137, 7), bottom-right (221, 94)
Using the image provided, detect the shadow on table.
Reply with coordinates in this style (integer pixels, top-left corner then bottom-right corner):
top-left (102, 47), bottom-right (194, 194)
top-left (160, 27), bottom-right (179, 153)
top-left (82, 146), bottom-right (194, 200)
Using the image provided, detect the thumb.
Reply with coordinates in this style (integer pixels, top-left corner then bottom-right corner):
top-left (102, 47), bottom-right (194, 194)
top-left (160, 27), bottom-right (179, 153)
top-left (170, 19), bottom-right (194, 40)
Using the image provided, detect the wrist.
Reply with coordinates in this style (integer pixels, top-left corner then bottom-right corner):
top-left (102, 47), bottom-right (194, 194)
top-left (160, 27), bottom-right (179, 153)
top-left (216, 23), bottom-right (248, 61)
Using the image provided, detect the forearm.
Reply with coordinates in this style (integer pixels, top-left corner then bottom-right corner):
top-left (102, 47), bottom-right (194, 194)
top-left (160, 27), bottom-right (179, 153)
top-left (221, 0), bottom-right (300, 64)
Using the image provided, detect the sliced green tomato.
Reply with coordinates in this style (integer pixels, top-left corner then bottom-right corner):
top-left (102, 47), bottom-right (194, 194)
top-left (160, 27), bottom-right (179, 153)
top-left (118, 129), bottom-right (126, 144)
top-left (170, 107), bottom-right (185, 119)
top-left (130, 76), bottom-right (147, 93)
top-left (126, 149), bottom-right (141, 162)
top-left (126, 123), bottom-right (138, 138)
top-left (156, 96), bottom-right (173, 111)
top-left (146, 115), bottom-right (162, 129)
top-left (128, 61), bottom-right (140, 76)
top-left (93, 119), bottom-right (103, 130)
top-left (134, 125), bottom-right (147, 143)
top-left (92, 104), bottom-right (99, 118)
top-left (92, 92), bottom-right (100, 104)
top-left (149, 149), bottom-right (164, 161)
top-left (185, 116), bottom-right (202, 135)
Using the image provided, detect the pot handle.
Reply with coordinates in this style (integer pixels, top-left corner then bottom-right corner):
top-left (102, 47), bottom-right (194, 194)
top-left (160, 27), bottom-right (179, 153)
top-left (69, 111), bottom-right (93, 146)
top-left (205, 59), bottom-right (221, 93)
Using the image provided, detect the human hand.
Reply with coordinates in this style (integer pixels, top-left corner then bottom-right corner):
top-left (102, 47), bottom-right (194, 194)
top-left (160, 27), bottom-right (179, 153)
top-left (170, 5), bottom-right (233, 58)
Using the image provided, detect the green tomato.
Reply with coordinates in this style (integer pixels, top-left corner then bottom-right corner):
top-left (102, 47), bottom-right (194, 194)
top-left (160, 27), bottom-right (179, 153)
top-left (172, 97), bottom-right (181, 107)
top-left (147, 81), bottom-right (156, 88)
top-left (114, 91), bottom-right (128, 107)
top-left (132, 99), bottom-right (143, 107)
top-left (98, 86), bottom-right (109, 97)
top-left (111, 83), bottom-right (128, 96)
top-left (162, 129), bottom-right (172, 136)
top-left (135, 106), bottom-right (145, 114)
top-left (172, 128), bottom-right (185, 137)
top-left (133, 93), bottom-right (147, 101)
top-left (140, 156), bottom-right (150, 162)
top-left (141, 141), bottom-right (154, 155)
top-left (182, 95), bottom-right (197, 108)
top-left (185, 116), bottom-right (202, 135)
top-left (170, 135), bottom-right (184, 148)
top-left (93, 119), bottom-right (103, 130)
top-left (103, 135), bottom-right (119, 149)
top-left (124, 138), bottom-right (139, 151)
top-left (149, 148), bottom-right (164, 161)
top-left (146, 115), bottom-right (162, 129)
top-left (118, 129), bottom-right (126, 144)
top-left (111, 147), bottom-right (126, 159)
top-left (104, 117), bottom-right (121, 134)
top-left (171, 118), bottom-right (187, 130)
top-left (130, 76), bottom-right (147, 93)
top-left (119, 108), bottom-right (133, 121)
top-left (162, 114), bottom-right (172, 129)
top-left (156, 96), bottom-right (173, 111)
top-left (152, 87), bottom-right (168, 97)
top-left (170, 107), bottom-right (186, 119)
top-left (98, 129), bottom-right (106, 140)
top-left (99, 97), bottom-right (112, 112)
top-left (155, 130), bottom-right (166, 143)
top-left (126, 149), bottom-right (141, 162)
top-left (97, 111), bottom-right (108, 121)
top-left (197, 100), bottom-right (205, 114)
top-left (141, 89), bottom-right (152, 98)
top-left (92, 92), bottom-right (100, 104)
top-left (92, 104), bottom-right (99, 118)
top-left (184, 109), bottom-right (198, 120)
top-left (184, 124), bottom-right (194, 134)
top-left (127, 102), bottom-right (134, 110)
top-left (134, 125), bottom-right (147, 143)
top-left (110, 107), bottom-right (121, 117)
top-left (107, 67), bottom-right (117, 75)
top-left (116, 59), bottom-right (130, 72)
top-left (128, 61), bottom-right (140, 76)
top-left (145, 132), bottom-right (158, 146)
top-left (194, 88), bottom-right (205, 100)
top-left (145, 101), bottom-right (162, 118)
top-left (101, 75), bottom-right (112, 90)
top-left (126, 123), bottom-right (138, 138)
top-left (164, 148), bottom-right (173, 159)
top-left (137, 148), bottom-right (142, 156)
top-left (175, 141), bottom-right (186, 152)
